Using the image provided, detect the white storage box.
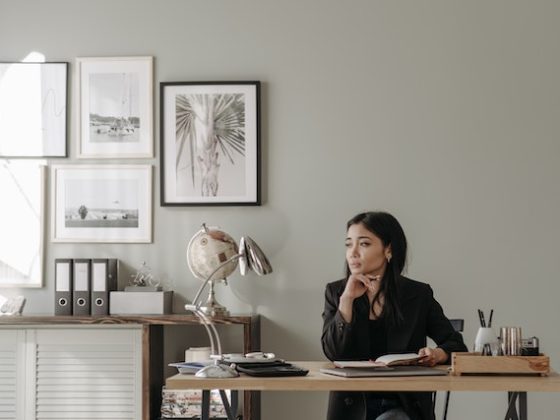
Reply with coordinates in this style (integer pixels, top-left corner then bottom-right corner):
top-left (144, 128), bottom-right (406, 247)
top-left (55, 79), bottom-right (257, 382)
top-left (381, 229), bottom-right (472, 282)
top-left (109, 291), bottom-right (173, 314)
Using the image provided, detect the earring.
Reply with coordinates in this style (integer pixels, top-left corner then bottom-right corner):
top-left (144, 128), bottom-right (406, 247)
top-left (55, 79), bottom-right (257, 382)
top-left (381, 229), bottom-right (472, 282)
top-left (386, 254), bottom-right (392, 263)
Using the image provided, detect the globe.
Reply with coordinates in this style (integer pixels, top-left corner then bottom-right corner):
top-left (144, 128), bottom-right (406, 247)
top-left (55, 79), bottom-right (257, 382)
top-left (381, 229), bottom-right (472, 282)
top-left (186, 226), bottom-right (239, 282)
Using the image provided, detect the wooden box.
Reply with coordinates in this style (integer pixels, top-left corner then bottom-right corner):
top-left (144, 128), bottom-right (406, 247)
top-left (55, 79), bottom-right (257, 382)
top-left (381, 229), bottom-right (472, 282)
top-left (451, 352), bottom-right (550, 376)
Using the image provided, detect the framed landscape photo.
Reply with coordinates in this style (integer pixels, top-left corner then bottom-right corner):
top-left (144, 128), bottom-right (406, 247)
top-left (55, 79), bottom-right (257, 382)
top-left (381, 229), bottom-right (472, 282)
top-left (0, 62), bottom-right (68, 157)
top-left (0, 161), bottom-right (46, 287)
top-left (76, 56), bottom-right (153, 158)
top-left (51, 165), bottom-right (152, 243)
top-left (160, 81), bottom-right (260, 206)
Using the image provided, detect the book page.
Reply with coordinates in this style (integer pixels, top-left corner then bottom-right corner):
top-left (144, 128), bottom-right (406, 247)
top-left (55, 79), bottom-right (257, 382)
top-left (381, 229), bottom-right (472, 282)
top-left (333, 353), bottom-right (422, 368)
top-left (375, 353), bottom-right (422, 366)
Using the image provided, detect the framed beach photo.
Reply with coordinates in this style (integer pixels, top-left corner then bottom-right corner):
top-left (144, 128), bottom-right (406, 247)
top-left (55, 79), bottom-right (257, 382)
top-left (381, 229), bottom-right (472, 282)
top-left (76, 56), bottom-right (153, 158)
top-left (160, 81), bottom-right (260, 206)
top-left (51, 165), bottom-right (152, 243)
top-left (0, 161), bottom-right (46, 287)
top-left (0, 62), bottom-right (68, 157)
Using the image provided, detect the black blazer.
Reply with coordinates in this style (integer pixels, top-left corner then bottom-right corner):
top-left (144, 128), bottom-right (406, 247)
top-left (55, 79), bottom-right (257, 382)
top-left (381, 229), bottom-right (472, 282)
top-left (321, 276), bottom-right (467, 420)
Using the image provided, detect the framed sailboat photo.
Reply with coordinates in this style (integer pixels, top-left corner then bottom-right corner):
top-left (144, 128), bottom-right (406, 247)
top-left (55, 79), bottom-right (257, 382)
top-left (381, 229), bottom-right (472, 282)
top-left (76, 56), bottom-right (153, 158)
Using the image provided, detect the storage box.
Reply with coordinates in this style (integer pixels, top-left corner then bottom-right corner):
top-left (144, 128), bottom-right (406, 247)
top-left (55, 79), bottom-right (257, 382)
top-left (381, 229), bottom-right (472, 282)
top-left (451, 352), bottom-right (550, 376)
top-left (109, 291), bottom-right (173, 314)
top-left (161, 387), bottom-right (229, 419)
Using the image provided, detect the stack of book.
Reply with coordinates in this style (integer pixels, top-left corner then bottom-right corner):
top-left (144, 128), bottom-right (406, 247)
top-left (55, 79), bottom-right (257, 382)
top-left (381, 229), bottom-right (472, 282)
top-left (161, 388), bottom-right (230, 419)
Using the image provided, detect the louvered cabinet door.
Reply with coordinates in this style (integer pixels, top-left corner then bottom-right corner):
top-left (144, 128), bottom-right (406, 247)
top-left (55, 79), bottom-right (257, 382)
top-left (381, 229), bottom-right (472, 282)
top-left (33, 327), bottom-right (142, 420)
top-left (0, 330), bottom-right (25, 420)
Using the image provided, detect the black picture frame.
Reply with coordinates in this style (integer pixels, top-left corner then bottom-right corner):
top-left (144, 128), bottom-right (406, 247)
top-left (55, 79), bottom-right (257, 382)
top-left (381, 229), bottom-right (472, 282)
top-left (160, 81), bottom-right (261, 206)
top-left (0, 62), bottom-right (68, 158)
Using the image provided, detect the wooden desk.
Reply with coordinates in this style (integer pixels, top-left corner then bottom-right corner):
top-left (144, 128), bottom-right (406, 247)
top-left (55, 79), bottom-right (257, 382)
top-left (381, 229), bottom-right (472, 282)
top-left (166, 361), bottom-right (560, 419)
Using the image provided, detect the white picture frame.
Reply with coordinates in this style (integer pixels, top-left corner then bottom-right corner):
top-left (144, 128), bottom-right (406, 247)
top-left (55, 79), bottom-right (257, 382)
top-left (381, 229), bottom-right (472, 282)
top-left (76, 56), bottom-right (153, 158)
top-left (0, 161), bottom-right (46, 287)
top-left (52, 165), bottom-right (152, 243)
top-left (0, 62), bottom-right (68, 157)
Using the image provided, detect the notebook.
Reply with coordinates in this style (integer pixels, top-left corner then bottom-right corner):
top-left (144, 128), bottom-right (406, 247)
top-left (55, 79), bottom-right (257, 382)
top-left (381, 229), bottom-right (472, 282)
top-left (320, 366), bottom-right (448, 378)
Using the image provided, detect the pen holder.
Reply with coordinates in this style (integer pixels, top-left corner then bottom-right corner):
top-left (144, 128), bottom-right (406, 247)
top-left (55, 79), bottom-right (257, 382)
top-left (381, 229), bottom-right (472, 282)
top-left (474, 327), bottom-right (498, 354)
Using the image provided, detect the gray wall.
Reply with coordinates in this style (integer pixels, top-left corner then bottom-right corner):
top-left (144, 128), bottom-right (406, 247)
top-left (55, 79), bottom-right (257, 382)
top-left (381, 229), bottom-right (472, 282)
top-left (1, 0), bottom-right (560, 418)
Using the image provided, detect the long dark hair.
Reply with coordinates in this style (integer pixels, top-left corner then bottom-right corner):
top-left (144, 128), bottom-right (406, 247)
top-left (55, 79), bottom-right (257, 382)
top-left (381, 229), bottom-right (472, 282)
top-left (345, 211), bottom-right (408, 326)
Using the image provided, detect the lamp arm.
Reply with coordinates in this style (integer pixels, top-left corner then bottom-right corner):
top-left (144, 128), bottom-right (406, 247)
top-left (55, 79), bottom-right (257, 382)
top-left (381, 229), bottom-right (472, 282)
top-left (195, 309), bottom-right (222, 356)
top-left (190, 253), bottom-right (242, 307)
top-left (190, 308), bottom-right (218, 356)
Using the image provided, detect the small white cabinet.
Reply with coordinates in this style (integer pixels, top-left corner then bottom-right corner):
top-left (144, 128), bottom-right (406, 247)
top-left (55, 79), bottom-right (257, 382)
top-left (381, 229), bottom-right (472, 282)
top-left (0, 326), bottom-right (142, 420)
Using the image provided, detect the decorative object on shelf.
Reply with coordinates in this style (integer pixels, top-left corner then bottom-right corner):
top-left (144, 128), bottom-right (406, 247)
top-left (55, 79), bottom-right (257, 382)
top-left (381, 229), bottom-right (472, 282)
top-left (160, 81), bottom-right (261, 206)
top-left (51, 165), bottom-right (152, 243)
top-left (76, 56), bottom-right (153, 158)
top-left (0, 161), bottom-right (46, 287)
top-left (0, 295), bottom-right (26, 316)
top-left (0, 62), bottom-right (68, 157)
top-left (185, 223), bottom-right (272, 378)
top-left (125, 261), bottom-right (161, 291)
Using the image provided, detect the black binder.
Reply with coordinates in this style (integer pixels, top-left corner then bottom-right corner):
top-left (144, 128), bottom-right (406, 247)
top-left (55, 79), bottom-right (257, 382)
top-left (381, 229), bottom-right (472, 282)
top-left (54, 259), bottom-right (73, 315)
top-left (73, 259), bottom-right (91, 316)
top-left (91, 259), bottom-right (118, 315)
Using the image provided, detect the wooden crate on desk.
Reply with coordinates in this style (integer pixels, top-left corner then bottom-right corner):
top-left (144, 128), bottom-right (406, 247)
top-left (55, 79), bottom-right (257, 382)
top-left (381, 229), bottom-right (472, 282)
top-left (451, 352), bottom-right (550, 376)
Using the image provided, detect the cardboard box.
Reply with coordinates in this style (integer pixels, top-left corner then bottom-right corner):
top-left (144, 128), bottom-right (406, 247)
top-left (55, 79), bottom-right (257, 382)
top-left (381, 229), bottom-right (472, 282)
top-left (109, 291), bottom-right (173, 315)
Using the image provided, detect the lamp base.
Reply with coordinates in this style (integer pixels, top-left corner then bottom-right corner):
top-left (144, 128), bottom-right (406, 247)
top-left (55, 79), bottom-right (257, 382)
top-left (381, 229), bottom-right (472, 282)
top-left (195, 363), bottom-right (239, 378)
top-left (199, 303), bottom-right (229, 317)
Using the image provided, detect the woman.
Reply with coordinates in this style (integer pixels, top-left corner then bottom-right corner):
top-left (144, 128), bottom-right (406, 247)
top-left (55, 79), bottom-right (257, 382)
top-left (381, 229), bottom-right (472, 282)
top-left (321, 211), bottom-right (467, 420)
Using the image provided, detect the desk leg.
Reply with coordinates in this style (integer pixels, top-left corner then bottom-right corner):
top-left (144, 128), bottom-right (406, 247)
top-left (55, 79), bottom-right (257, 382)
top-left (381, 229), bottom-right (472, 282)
top-left (506, 392), bottom-right (527, 420)
top-left (219, 389), bottom-right (238, 420)
top-left (518, 392), bottom-right (527, 420)
top-left (202, 390), bottom-right (210, 420)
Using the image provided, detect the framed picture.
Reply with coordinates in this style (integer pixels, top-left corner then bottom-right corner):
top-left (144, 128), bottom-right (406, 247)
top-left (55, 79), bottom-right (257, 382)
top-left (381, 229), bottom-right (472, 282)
top-left (0, 62), bottom-right (67, 157)
top-left (76, 56), bottom-right (153, 158)
top-left (51, 165), bottom-right (152, 243)
top-left (0, 161), bottom-right (46, 287)
top-left (160, 81), bottom-right (260, 206)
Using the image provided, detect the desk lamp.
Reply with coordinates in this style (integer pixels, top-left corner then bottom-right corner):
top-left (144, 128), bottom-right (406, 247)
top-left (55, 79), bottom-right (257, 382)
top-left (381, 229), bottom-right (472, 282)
top-left (185, 224), bottom-right (272, 378)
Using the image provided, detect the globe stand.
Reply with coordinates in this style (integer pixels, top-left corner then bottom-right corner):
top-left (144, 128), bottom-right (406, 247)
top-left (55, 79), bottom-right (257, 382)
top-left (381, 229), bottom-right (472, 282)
top-left (199, 279), bottom-right (229, 317)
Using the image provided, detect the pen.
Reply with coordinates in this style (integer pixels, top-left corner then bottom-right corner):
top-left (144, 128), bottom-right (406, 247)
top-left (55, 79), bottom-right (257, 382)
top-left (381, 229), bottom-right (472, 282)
top-left (481, 310), bottom-right (486, 328)
top-left (488, 309), bottom-right (494, 328)
top-left (477, 309), bottom-right (484, 327)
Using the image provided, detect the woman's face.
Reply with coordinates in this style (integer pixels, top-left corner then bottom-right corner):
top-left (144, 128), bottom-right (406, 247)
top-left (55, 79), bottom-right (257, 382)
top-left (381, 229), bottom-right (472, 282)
top-left (345, 223), bottom-right (390, 277)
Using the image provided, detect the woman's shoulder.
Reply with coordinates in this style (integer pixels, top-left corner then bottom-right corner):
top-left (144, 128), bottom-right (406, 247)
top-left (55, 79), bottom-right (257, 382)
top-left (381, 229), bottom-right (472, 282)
top-left (325, 278), bottom-right (347, 294)
top-left (399, 275), bottom-right (433, 296)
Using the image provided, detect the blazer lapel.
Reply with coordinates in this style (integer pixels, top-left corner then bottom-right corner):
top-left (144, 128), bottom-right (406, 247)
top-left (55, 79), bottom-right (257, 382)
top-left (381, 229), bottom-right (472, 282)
top-left (387, 279), bottom-right (418, 352)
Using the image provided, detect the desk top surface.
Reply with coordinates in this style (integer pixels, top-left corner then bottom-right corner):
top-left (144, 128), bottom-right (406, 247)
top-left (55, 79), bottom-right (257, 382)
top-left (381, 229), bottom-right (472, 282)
top-left (165, 361), bottom-right (560, 392)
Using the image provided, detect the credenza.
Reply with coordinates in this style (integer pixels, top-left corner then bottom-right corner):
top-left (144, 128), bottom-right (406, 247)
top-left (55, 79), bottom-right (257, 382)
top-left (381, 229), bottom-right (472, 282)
top-left (0, 314), bottom-right (260, 420)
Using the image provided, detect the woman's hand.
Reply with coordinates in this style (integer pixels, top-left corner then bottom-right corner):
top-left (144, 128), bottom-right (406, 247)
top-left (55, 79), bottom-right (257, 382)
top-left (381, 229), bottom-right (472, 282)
top-left (341, 274), bottom-right (380, 300)
top-left (338, 274), bottom-right (380, 323)
top-left (417, 347), bottom-right (448, 366)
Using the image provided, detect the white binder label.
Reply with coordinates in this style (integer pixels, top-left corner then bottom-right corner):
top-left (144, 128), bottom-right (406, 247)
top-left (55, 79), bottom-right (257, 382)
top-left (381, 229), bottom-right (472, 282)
top-left (55, 263), bottom-right (70, 291)
top-left (93, 263), bottom-right (107, 291)
top-left (74, 263), bottom-right (89, 291)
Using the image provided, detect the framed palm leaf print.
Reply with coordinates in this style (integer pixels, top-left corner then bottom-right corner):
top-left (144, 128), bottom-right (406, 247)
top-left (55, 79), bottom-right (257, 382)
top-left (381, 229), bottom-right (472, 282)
top-left (160, 81), bottom-right (260, 206)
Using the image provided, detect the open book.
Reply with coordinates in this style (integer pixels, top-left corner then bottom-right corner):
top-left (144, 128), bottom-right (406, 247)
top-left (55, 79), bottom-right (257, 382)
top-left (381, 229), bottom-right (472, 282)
top-left (334, 353), bottom-right (424, 368)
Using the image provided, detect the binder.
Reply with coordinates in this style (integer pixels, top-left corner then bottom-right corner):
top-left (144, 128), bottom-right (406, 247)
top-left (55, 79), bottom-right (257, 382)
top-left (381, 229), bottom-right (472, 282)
top-left (91, 258), bottom-right (118, 315)
top-left (54, 259), bottom-right (73, 315)
top-left (73, 259), bottom-right (91, 316)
